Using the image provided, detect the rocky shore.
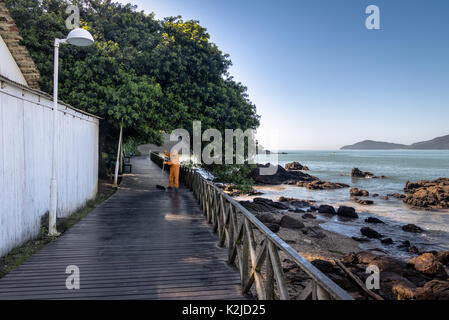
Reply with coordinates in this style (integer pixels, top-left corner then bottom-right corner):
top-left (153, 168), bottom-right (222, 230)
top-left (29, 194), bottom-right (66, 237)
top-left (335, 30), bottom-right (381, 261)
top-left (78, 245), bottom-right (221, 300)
top-left (403, 178), bottom-right (449, 209)
top-left (237, 195), bottom-right (449, 300)
top-left (214, 162), bottom-right (449, 299)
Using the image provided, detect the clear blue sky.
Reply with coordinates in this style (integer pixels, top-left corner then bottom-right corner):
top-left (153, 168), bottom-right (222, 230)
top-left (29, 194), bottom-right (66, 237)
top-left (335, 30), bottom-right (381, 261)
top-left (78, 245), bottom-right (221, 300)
top-left (119, 0), bottom-right (449, 150)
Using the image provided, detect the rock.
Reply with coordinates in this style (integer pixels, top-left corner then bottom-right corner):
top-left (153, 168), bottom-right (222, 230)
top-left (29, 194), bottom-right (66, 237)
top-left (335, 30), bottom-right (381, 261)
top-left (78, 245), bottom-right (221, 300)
top-left (415, 280), bottom-right (449, 300)
top-left (388, 193), bottom-right (406, 199)
top-left (357, 200), bottom-right (374, 205)
top-left (247, 189), bottom-right (264, 196)
top-left (380, 272), bottom-right (416, 300)
top-left (289, 208), bottom-right (305, 213)
top-left (254, 197), bottom-right (288, 209)
top-left (302, 180), bottom-right (350, 190)
top-left (357, 251), bottom-right (406, 274)
top-left (351, 168), bottom-right (376, 178)
top-left (285, 161), bottom-right (309, 171)
top-left (381, 238), bottom-right (394, 245)
top-left (372, 193), bottom-right (379, 197)
top-left (311, 259), bottom-right (335, 274)
top-left (360, 227), bottom-right (382, 239)
top-left (264, 223), bottom-right (280, 233)
top-left (239, 198), bottom-right (287, 213)
top-left (403, 178), bottom-right (449, 209)
top-left (352, 236), bottom-right (370, 242)
top-left (409, 246), bottom-right (420, 254)
top-left (381, 196), bottom-right (389, 200)
top-left (337, 206), bottom-right (358, 218)
top-left (402, 224), bottom-right (423, 233)
top-left (256, 212), bottom-right (279, 224)
top-left (279, 215), bottom-right (305, 229)
top-left (436, 251), bottom-right (449, 265)
top-left (408, 253), bottom-right (447, 277)
top-left (249, 163), bottom-right (318, 185)
top-left (350, 187), bottom-right (369, 197)
top-left (398, 240), bottom-right (411, 248)
top-left (278, 196), bottom-right (316, 209)
top-left (343, 253), bottom-right (358, 264)
top-left (365, 217), bottom-right (385, 224)
top-left (302, 226), bottom-right (326, 239)
top-left (318, 205), bottom-right (336, 215)
top-left (301, 213), bottom-right (316, 219)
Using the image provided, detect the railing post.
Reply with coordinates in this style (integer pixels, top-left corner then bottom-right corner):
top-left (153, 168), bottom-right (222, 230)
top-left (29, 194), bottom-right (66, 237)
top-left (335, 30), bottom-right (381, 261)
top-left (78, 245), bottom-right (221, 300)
top-left (148, 152), bottom-right (354, 301)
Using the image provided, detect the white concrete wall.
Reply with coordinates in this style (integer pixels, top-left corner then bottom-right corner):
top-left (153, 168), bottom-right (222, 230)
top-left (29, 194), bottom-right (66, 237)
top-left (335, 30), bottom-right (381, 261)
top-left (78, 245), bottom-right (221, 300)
top-left (0, 35), bottom-right (28, 86)
top-left (0, 78), bottom-right (99, 257)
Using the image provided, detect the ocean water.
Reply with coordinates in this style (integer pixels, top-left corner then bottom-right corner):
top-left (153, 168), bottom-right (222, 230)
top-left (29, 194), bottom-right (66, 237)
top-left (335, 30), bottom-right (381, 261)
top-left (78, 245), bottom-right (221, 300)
top-left (250, 150), bottom-right (449, 257)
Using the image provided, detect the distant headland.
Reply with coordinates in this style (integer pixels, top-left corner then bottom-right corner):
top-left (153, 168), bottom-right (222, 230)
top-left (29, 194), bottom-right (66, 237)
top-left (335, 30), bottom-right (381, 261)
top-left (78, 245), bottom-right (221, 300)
top-left (341, 134), bottom-right (449, 150)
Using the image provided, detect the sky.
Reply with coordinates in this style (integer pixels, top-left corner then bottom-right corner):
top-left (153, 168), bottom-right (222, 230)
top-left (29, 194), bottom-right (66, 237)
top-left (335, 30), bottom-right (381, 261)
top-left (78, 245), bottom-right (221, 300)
top-left (118, 0), bottom-right (449, 150)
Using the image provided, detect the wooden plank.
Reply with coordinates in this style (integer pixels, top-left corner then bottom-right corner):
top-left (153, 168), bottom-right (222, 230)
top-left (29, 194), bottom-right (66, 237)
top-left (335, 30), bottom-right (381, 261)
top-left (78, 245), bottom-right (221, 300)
top-left (0, 156), bottom-right (244, 300)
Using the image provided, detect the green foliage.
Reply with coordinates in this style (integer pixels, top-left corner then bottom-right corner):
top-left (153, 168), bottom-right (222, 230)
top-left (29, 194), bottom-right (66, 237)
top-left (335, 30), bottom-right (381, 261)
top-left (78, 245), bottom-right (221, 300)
top-left (5, 0), bottom-right (259, 151)
top-left (122, 137), bottom-right (141, 156)
top-left (207, 163), bottom-right (256, 193)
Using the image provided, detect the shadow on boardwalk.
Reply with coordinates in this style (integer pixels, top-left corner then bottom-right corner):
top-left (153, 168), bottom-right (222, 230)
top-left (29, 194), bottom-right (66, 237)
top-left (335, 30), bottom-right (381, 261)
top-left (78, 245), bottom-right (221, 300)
top-left (0, 156), bottom-right (244, 299)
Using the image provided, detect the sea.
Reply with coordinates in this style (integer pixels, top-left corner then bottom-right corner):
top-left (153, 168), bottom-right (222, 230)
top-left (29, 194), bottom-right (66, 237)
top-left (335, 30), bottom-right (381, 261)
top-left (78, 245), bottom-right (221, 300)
top-left (248, 150), bottom-right (449, 258)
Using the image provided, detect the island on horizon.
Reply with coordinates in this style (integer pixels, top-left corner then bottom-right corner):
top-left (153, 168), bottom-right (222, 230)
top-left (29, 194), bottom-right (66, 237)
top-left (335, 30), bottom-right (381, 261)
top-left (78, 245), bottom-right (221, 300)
top-left (341, 134), bottom-right (449, 150)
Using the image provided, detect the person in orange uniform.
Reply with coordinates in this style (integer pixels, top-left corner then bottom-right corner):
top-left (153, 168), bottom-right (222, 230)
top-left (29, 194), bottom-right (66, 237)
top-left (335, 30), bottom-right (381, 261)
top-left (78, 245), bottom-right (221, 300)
top-left (164, 149), bottom-right (180, 189)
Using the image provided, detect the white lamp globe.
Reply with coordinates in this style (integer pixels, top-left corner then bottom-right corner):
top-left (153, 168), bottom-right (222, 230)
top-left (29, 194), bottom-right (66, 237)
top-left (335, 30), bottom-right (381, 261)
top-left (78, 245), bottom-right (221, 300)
top-left (67, 28), bottom-right (94, 47)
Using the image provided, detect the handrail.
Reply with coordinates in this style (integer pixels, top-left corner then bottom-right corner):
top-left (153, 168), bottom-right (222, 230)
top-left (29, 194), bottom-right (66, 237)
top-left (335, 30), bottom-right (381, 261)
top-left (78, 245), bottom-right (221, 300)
top-left (150, 152), bottom-right (354, 300)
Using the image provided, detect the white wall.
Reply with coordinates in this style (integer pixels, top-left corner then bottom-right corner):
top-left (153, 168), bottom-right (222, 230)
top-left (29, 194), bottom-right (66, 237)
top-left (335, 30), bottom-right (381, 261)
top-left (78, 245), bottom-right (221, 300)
top-left (0, 78), bottom-right (99, 257)
top-left (0, 35), bottom-right (28, 86)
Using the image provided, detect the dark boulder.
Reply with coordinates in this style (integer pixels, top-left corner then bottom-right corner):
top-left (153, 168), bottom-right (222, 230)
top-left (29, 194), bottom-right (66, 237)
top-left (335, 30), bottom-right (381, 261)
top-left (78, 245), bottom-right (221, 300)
top-left (337, 206), bottom-right (358, 218)
top-left (256, 212), bottom-right (279, 224)
top-left (360, 227), bottom-right (382, 239)
top-left (381, 272), bottom-right (416, 300)
top-left (381, 238), bottom-right (394, 245)
top-left (249, 163), bottom-right (318, 185)
top-left (302, 213), bottom-right (316, 219)
top-left (278, 196), bottom-right (316, 209)
top-left (352, 236), bottom-right (370, 242)
top-left (239, 198), bottom-right (286, 213)
top-left (398, 240), bottom-right (411, 248)
top-left (402, 224), bottom-right (423, 233)
top-left (279, 215), bottom-right (305, 229)
top-left (351, 168), bottom-right (376, 178)
top-left (302, 226), bottom-right (326, 238)
top-left (318, 205), bottom-right (336, 215)
top-left (264, 223), bottom-right (280, 233)
top-left (415, 280), bottom-right (449, 300)
top-left (436, 251), bottom-right (449, 265)
top-left (356, 251), bottom-right (406, 274)
top-left (409, 246), bottom-right (420, 254)
top-left (365, 217), bottom-right (385, 224)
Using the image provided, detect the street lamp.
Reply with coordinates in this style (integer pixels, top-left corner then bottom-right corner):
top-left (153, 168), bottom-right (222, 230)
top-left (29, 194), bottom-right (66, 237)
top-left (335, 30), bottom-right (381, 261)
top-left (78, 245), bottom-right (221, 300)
top-left (49, 28), bottom-right (94, 236)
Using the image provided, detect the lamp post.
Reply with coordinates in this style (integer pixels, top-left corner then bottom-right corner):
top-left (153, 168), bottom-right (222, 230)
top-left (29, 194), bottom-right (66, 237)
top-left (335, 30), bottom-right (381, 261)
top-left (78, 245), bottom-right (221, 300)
top-left (49, 28), bottom-right (94, 236)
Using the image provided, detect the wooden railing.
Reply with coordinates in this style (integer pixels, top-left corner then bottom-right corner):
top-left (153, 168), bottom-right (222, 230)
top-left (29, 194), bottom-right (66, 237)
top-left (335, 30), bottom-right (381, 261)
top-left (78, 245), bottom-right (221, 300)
top-left (150, 152), bottom-right (354, 300)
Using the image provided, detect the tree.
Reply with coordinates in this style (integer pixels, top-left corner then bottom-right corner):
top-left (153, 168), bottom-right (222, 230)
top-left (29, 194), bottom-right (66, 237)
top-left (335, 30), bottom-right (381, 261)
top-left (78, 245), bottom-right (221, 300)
top-left (6, 0), bottom-right (260, 180)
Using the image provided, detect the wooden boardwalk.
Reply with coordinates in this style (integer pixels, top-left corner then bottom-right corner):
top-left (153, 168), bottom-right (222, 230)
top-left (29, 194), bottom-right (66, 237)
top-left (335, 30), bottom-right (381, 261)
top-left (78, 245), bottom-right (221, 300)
top-left (0, 156), bottom-right (244, 299)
